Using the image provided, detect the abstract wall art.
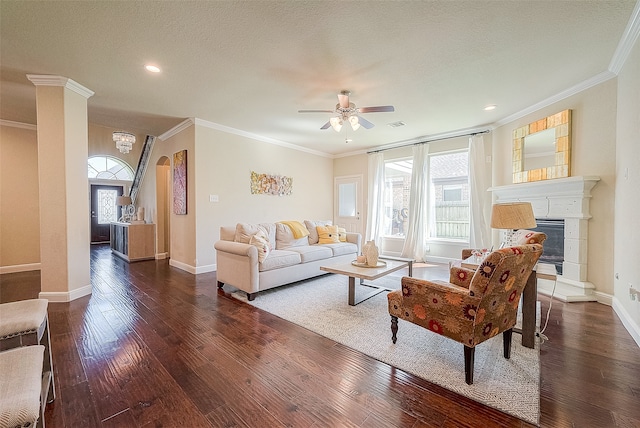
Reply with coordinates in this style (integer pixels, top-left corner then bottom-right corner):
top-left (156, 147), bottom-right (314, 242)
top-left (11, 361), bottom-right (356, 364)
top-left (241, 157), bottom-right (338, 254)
top-left (250, 171), bottom-right (293, 196)
top-left (173, 150), bottom-right (187, 214)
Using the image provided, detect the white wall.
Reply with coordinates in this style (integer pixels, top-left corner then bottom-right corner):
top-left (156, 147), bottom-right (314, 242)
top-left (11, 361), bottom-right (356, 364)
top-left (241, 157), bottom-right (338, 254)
top-left (135, 119), bottom-right (335, 273)
top-left (613, 36), bottom-right (640, 345)
top-left (492, 79), bottom-right (618, 298)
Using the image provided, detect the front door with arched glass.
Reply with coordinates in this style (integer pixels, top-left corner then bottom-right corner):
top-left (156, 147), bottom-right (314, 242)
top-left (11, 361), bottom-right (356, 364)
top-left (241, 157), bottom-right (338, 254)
top-left (88, 156), bottom-right (134, 243)
top-left (90, 184), bottom-right (124, 243)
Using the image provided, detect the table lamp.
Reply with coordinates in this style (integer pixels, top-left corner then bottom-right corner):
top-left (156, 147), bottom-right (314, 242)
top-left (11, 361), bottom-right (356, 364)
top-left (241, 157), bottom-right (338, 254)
top-left (490, 202), bottom-right (536, 248)
top-left (116, 195), bottom-right (134, 222)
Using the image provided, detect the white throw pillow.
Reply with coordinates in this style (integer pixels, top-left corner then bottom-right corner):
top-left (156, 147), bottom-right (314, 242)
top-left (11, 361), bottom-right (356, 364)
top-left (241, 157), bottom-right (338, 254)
top-left (249, 230), bottom-right (271, 262)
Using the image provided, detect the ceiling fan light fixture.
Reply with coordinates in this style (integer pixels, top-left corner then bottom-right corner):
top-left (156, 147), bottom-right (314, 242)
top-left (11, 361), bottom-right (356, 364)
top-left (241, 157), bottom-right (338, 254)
top-left (330, 116), bottom-right (343, 132)
top-left (349, 115), bottom-right (360, 131)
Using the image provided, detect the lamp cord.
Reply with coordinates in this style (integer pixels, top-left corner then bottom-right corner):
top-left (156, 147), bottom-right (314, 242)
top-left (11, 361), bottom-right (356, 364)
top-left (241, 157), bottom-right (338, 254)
top-left (537, 278), bottom-right (557, 344)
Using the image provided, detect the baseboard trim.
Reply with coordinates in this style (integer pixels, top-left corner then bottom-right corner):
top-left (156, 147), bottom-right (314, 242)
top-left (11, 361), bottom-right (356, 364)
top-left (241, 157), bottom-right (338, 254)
top-left (40, 284), bottom-right (92, 302)
top-left (195, 264), bottom-right (216, 274)
top-left (168, 259), bottom-right (215, 274)
top-left (169, 259), bottom-right (196, 274)
top-left (155, 252), bottom-right (168, 260)
top-left (612, 297), bottom-right (640, 348)
top-left (0, 263), bottom-right (41, 274)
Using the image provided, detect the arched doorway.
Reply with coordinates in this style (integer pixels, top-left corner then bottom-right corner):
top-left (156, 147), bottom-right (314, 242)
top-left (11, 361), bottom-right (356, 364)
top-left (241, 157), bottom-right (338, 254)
top-left (155, 157), bottom-right (171, 258)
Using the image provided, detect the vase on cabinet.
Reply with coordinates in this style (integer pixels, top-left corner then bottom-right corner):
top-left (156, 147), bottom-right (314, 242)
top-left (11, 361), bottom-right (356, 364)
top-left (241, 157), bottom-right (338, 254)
top-left (363, 240), bottom-right (379, 267)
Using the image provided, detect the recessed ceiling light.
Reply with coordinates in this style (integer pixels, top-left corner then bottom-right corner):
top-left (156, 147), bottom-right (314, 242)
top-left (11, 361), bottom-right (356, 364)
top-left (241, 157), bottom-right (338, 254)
top-left (484, 104), bottom-right (497, 111)
top-left (145, 64), bottom-right (161, 73)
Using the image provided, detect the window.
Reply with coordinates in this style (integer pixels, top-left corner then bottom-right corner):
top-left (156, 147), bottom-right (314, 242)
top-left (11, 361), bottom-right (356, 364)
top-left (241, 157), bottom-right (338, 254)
top-left (88, 156), bottom-right (134, 180)
top-left (430, 151), bottom-right (469, 240)
top-left (383, 159), bottom-right (412, 237)
top-left (382, 150), bottom-right (469, 241)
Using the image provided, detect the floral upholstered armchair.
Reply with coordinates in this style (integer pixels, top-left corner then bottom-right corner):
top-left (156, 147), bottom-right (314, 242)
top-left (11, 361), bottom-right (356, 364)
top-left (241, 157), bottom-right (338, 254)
top-left (387, 243), bottom-right (544, 384)
top-left (460, 230), bottom-right (547, 259)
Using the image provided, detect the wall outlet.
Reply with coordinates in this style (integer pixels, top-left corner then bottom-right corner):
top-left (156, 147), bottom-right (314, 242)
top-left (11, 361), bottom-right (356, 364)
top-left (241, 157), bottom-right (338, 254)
top-left (209, 194), bottom-right (219, 202)
top-left (630, 285), bottom-right (639, 301)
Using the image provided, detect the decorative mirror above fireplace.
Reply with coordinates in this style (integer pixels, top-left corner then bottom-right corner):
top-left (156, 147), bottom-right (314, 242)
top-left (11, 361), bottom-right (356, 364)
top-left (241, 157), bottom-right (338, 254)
top-left (512, 109), bottom-right (571, 183)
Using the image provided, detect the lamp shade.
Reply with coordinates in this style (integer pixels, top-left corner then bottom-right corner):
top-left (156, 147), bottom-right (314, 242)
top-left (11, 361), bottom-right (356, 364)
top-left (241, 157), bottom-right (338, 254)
top-left (116, 196), bottom-right (132, 206)
top-left (490, 202), bottom-right (536, 230)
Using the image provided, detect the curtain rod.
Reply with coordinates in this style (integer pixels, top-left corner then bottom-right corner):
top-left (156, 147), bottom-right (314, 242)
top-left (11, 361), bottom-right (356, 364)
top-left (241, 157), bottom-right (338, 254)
top-left (367, 129), bottom-right (490, 154)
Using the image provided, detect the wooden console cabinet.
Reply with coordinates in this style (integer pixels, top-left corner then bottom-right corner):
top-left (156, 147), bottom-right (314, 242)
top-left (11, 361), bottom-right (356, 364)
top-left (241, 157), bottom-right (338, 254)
top-left (110, 222), bottom-right (156, 262)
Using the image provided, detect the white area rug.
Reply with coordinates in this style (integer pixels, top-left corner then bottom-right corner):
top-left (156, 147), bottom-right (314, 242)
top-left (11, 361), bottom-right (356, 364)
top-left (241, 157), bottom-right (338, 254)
top-left (232, 273), bottom-right (540, 425)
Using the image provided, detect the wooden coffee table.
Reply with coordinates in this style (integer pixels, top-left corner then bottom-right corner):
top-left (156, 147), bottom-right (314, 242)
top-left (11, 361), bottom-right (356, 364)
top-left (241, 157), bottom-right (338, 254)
top-left (320, 257), bottom-right (413, 306)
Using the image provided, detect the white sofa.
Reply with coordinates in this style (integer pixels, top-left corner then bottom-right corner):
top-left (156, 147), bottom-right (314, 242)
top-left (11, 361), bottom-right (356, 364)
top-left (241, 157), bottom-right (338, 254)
top-left (214, 221), bottom-right (361, 300)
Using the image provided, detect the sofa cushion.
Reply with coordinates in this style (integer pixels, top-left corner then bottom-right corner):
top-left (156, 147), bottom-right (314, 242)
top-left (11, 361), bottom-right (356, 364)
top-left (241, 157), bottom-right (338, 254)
top-left (319, 242), bottom-right (358, 257)
top-left (249, 230), bottom-right (271, 263)
top-left (304, 220), bottom-right (332, 245)
top-left (287, 245), bottom-right (333, 263)
top-left (259, 250), bottom-right (301, 272)
top-left (317, 225), bottom-right (340, 244)
top-left (275, 222), bottom-right (309, 249)
top-left (338, 227), bottom-right (347, 242)
top-left (235, 223), bottom-right (275, 249)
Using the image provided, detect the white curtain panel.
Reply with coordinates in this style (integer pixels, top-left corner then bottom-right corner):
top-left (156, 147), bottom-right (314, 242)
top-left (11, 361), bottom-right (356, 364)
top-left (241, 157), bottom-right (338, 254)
top-left (401, 143), bottom-right (429, 262)
top-left (468, 134), bottom-right (492, 248)
top-left (365, 152), bottom-right (385, 245)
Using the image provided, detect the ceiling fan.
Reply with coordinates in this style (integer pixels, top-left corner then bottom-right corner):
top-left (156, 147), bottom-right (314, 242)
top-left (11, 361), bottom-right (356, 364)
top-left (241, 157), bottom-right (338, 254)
top-left (298, 90), bottom-right (395, 132)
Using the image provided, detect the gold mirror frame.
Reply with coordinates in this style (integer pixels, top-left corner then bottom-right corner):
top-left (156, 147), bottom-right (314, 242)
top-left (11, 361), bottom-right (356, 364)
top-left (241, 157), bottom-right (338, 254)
top-left (512, 109), bottom-right (571, 183)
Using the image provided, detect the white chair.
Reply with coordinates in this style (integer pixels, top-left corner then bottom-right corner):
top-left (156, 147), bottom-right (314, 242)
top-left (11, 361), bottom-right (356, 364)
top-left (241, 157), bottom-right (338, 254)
top-left (0, 299), bottom-right (55, 412)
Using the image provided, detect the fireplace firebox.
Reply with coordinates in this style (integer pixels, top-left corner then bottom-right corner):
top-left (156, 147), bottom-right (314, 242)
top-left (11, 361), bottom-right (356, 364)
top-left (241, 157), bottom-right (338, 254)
top-left (532, 219), bottom-right (564, 274)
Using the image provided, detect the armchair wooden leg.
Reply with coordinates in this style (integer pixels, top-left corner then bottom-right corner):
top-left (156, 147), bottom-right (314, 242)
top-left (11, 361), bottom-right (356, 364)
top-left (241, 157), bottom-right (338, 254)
top-left (217, 281), bottom-right (224, 288)
top-left (247, 292), bottom-right (256, 301)
top-left (391, 316), bottom-right (398, 344)
top-left (464, 346), bottom-right (475, 385)
top-left (503, 328), bottom-right (513, 359)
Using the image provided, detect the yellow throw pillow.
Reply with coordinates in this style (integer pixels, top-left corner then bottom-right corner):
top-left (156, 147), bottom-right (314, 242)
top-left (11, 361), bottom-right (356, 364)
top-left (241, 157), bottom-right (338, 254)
top-left (317, 225), bottom-right (340, 244)
top-left (249, 230), bottom-right (271, 262)
top-left (338, 227), bottom-right (347, 242)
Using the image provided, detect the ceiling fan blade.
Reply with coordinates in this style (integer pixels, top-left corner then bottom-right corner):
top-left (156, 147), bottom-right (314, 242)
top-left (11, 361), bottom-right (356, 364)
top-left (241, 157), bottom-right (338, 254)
top-left (357, 116), bottom-right (375, 129)
top-left (320, 121), bottom-right (332, 130)
top-left (337, 92), bottom-right (350, 109)
top-left (358, 105), bottom-right (395, 113)
top-left (298, 109), bottom-right (334, 113)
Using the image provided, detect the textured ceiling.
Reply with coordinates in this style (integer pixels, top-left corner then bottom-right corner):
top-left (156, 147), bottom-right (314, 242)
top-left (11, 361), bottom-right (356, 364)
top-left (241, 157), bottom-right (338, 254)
top-left (1, 1), bottom-right (637, 156)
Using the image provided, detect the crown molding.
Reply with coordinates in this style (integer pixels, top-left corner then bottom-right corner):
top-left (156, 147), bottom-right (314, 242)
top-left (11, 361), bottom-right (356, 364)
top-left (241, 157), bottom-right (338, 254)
top-left (493, 70), bottom-right (616, 128)
top-left (0, 119), bottom-right (37, 131)
top-left (609, 0), bottom-right (640, 74)
top-left (159, 117), bottom-right (332, 158)
top-left (157, 118), bottom-right (195, 140)
top-left (193, 118), bottom-right (332, 158)
top-left (26, 74), bottom-right (95, 98)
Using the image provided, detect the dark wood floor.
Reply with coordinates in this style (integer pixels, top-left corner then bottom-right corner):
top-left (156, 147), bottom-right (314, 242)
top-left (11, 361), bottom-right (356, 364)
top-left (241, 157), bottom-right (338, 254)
top-left (1, 244), bottom-right (639, 427)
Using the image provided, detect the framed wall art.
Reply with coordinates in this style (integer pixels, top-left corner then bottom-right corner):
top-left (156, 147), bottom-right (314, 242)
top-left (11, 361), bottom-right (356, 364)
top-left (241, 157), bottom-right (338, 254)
top-left (173, 150), bottom-right (187, 214)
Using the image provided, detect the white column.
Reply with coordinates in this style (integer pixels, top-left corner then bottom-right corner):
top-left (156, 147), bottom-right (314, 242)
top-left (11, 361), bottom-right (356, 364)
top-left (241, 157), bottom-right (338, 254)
top-left (27, 75), bottom-right (94, 302)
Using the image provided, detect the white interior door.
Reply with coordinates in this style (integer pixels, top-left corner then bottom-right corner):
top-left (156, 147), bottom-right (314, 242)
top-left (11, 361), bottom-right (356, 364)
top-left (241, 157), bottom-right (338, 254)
top-left (334, 175), bottom-right (363, 233)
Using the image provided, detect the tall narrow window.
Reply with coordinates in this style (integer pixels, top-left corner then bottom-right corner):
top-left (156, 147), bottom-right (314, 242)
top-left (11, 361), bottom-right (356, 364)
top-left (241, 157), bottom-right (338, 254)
top-left (383, 159), bottom-right (412, 237)
top-left (429, 151), bottom-right (469, 240)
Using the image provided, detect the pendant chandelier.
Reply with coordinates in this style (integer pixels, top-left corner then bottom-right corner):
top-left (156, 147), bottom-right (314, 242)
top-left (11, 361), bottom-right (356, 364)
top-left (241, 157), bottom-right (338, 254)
top-left (113, 131), bottom-right (136, 154)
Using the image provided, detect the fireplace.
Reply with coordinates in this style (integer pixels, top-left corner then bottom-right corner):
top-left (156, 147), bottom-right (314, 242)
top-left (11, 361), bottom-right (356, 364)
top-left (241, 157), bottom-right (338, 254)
top-left (490, 176), bottom-right (600, 302)
top-left (532, 219), bottom-right (564, 274)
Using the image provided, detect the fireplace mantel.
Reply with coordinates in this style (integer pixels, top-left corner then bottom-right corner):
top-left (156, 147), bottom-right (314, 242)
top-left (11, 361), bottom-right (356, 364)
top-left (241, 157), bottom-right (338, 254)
top-left (489, 176), bottom-right (600, 302)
